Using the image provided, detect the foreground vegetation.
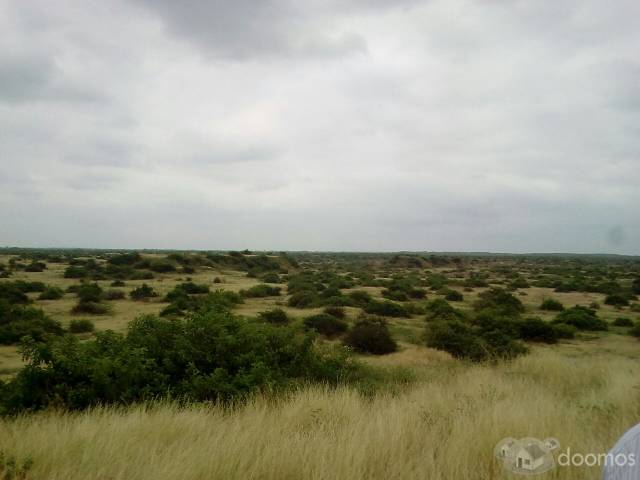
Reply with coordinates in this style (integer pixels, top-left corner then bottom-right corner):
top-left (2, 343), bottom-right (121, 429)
top-left (0, 248), bottom-right (639, 478)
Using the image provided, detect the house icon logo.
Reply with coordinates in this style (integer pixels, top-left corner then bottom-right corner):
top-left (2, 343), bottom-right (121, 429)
top-left (494, 437), bottom-right (560, 475)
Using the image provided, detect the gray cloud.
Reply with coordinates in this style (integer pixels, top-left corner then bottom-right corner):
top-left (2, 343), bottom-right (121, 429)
top-left (0, 0), bottom-right (639, 253)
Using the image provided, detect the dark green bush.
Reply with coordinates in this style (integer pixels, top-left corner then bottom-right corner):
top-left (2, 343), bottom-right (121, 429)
top-left (69, 319), bottom-right (95, 333)
top-left (103, 290), bottom-right (126, 300)
top-left (77, 283), bottom-right (103, 303)
top-left (613, 317), bottom-right (634, 327)
top-left (474, 288), bottom-right (524, 316)
top-left (110, 280), bottom-right (126, 287)
top-left (38, 287), bottom-right (64, 300)
top-left (0, 310), bottom-right (355, 413)
top-left (551, 306), bottom-right (608, 331)
top-left (445, 290), bottom-right (463, 302)
top-left (323, 306), bottom-right (346, 319)
top-left (0, 301), bottom-right (64, 344)
top-left (540, 298), bottom-right (564, 311)
top-left (71, 301), bottom-right (110, 315)
top-left (288, 291), bottom-right (320, 308)
top-left (130, 284), bottom-right (158, 301)
top-left (261, 273), bottom-right (281, 283)
top-left (630, 322), bottom-right (640, 338)
top-left (424, 299), bottom-right (464, 322)
top-left (343, 317), bottom-right (397, 355)
top-left (364, 300), bottom-right (408, 318)
top-left (304, 314), bottom-right (348, 337)
top-left (347, 290), bottom-right (373, 308)
top-left (425, 320), bottom-right (486, 361)
top-left (604, 294), bottom-right (629, 307)
top-left (240, 284), bottom-right (281, 298)
top-left (552, 323), bottom-right (577, 339)
top-left (258, 308), bottom-right (289, 325)
top-left (517, 317), bottom-right (558, 344)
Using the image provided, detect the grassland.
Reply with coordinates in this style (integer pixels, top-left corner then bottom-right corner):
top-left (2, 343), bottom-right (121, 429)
top-left (0, 251), bottom-right (639, 479)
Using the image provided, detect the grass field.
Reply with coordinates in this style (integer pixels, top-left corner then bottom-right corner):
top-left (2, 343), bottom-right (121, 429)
top-left (1, 337), bottom-right (639, 479)
top-left (1, 252), bottom-right (639, 479)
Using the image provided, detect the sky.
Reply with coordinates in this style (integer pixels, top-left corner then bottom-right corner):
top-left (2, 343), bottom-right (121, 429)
top-left (1, 0), bottom-right (639, 254)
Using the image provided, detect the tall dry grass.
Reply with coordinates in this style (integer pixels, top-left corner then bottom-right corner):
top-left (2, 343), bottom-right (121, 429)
top-left (1, 340), bottom-right (639, 479)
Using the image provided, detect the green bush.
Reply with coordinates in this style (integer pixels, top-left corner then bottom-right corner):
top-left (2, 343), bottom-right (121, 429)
top-left (474, 288), bottom-right (524, 316)
top-left (604, 294), bottom-right (629, 307)
top-left (288, 291), bottom-right (319, 308)
top-left (552, 323), bottom-right (577, 339)
top-left (424, 299), bottom-right (464, 322)
top-left (130, 284), bottom-right (158, 301)
top-left (551, 306), bottom-right (608, 331)
top-left (364, 300), bottom-right (409, 318)
top-left (425, 320), bottom-right (486, 361)
top-left (261, 273), bottom-right (281, 283)
top-left (304, 314), bottom-right (348, 337)
top-left (517, 317), bottom-right (558, 344)
top-left (240, 284), bottom-right (281, 298)
top-left (0, 301), bottom-right (64, 344)
top-left (38, 287), bottom-right (64, 300)
top-left (103, 290), bottom-right (126, 300)
top-left (540, 298), bottom-right (564, 311)
top-left (323, 306), bottom-right (346, 319)
top-left (613, 317), bottom-right (634, 327)
top-left (345, 290), bottom-right (371, 308)
top-left (343, 317), bottom-right (397, 355)
top-left (258, 308), bottom-right (289, 325)
top-left (0, 310), bottom-right (355, 413)
top-left (71, 301), bottom-right (110, 315)
top-left (445, 290), bottom-right (463, 302)
top-left (630, 322), bottom-right (640, 338)
top-left (69, 319), bottom-right (95, 333)
top-left (77, 283), bottom-right (103, 303)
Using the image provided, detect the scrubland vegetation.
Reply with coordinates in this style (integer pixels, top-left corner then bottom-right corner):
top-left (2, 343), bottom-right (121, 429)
top-left (0, 248), bottom-right (639, 479)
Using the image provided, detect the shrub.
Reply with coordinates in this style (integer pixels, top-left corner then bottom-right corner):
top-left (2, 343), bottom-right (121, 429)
top-left (540, 298), bottom-right (564, 311)
top-left (0, 301), bottom-right (64, 344)
top-left (288, 291), bottom-right (319, 308)
top-left (323, 306), bottom-right (346, 319)
top-left (261, 273), bottom-right (281, 283)
top-left (38, 287), bottom-right (64, 300)
top-left (213, 277), bottom-right (223, 284)
top-left (130, 284), bottom-right (158, 301)
top-left (445, 290), bottom-right (464, 302)
top-left (343, 317), bottom-right (397, 355)
top-left (474, 288), bottom-right (524, 316)
top-left (364, 300), bottom-right (408, 318)
top-left (0, 310), bottom-right (355, 412)
top-left (69, 318), bottom-right (95, 333)
top-left (552, 306), bottom-right (608, 331)
top-left (175, 282), bottom-right (210, 295)
top-left (110, 280), bottom-right (126, 287)
top-left (241, 284), bottom-right (281, 298)
top-left (424, 299), bottom-right (464, 322)
top-left (613, 317), bottom-right (634, 327)
top-left (71, 301), bottom-right (110, 315)
top-left (604, 294), bottom-right (629, 307)
top-left (103, 290), bottom-right (126, 300)
top-left (630, 322), bottom-right (640, 338)
top-left (552, 323), bottom-right (577, 339)
top-left (77, 283), bottom-right (103, 303)
top-left (258, 308), bottom-right (289, 325)
top-left (347, 290), bottom-right (373, 308)
top-left (425, 320), bottom-right (486, 361)
top-left (517, 317), bottom-right (558, 344)
top-left (304, 314), bottom-right (348, 337)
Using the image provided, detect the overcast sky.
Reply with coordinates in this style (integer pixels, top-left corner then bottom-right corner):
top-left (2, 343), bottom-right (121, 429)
top-left (1, 0), bottom-right (639, 254)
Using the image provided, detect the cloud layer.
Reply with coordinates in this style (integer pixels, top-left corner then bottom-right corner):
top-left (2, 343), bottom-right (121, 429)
top-left (1, 0), bottom-right (639, 253)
